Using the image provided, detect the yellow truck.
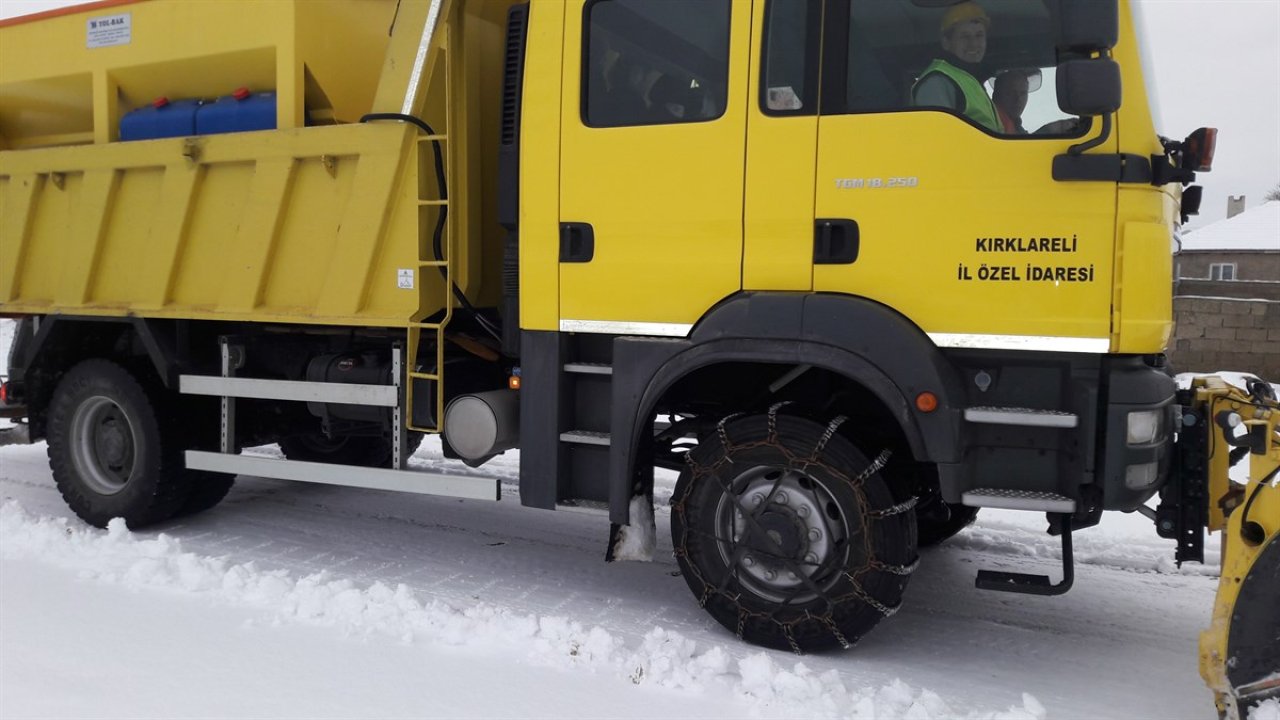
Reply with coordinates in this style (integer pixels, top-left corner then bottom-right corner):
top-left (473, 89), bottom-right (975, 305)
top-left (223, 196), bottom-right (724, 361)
top-left (0, 0), bottom-right (1275, 713)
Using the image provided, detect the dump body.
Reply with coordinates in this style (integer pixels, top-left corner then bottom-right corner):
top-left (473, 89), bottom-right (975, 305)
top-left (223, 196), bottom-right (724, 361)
top-left (0, 0), bottom-right (511, 327)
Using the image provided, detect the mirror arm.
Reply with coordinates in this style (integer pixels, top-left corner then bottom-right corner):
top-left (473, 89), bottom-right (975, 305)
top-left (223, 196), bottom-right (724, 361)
top-left (1068, 112), bottom-right (1111, 156)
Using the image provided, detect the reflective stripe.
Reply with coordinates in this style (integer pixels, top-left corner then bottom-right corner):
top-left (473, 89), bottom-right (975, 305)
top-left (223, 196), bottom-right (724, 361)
top-left (915, 59), bottom-right (1000, 132)
top-left (928, 333), bottom-right (1110, 353)
top-left (402, 0), bottom-right (444, 115)
top-left (559, 320), bottom-right (693, 337)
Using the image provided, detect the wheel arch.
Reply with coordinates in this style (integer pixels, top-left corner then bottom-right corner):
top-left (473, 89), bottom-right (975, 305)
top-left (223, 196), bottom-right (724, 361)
top-left (7, 315), bottom-right (181, 440)
top-left (608, 293), bottom-right (965, 524)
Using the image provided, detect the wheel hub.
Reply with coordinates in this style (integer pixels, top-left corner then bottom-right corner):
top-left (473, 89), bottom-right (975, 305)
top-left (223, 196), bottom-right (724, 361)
top-left (717, 466), bottom-right (849, 603)
top-left (70, 396), bottom-right (137, 495)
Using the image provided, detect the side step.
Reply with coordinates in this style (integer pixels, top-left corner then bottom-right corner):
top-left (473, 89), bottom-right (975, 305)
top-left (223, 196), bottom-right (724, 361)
top-left (976, 514), bottom-right (1074, 596)
top-left (962, 488), bottom-right (1077, 513)
top-left (964, 406), bottom-right (1078, 428)
top-left (185, 451), bottom-right (501, 501)
top-left (560, 430), bottom-right (610, 446)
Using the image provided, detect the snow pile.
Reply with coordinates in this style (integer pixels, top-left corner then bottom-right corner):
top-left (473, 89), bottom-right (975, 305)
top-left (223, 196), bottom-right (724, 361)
top-left (0, 500), bottom-right (1040, 719)
top-left (737, 655), bottom-right (1046, 720)
top-left (1251, 699), bottom-right (1280, 720)
top-left (945, 518), bottom-right (1220, 577)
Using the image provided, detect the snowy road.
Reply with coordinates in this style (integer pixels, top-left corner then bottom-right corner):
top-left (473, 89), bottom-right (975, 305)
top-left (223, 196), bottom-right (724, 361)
top-left (0, 436), bottom-right (1226, 719)
top-left (0, 318), bottom-right (1238, 718)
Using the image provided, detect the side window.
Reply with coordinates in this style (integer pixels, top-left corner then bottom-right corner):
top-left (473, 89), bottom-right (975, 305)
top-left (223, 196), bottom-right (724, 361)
top-left (582, 0), bottom-right (731, 128)
top-left (817, 0), bottom-right (1087, 137)
top-left (761, 0), bottom-right (820, 116)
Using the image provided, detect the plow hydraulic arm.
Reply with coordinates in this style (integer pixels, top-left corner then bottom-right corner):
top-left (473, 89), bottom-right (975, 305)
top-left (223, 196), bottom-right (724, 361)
top-left (1172, 377), bottom-right (1279, 718)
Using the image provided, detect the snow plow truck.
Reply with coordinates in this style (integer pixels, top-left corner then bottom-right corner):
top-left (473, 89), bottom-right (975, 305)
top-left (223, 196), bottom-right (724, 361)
top-left (0, 0), bottom-right (1275, 714)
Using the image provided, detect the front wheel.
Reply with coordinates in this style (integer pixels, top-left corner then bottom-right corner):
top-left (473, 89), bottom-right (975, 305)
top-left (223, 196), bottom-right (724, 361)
top-left (671, 412), bottom-right (918, 652)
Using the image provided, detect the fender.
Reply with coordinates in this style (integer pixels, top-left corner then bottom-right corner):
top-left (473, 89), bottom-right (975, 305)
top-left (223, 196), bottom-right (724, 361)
top-left (10, 315), bottom-right (180, 388)
top-left (608, 292), bottom-right (965, 524)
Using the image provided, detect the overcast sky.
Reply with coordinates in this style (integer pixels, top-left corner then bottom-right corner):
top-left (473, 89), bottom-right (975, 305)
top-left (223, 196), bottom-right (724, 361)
top-left (2, 0), bottom-right (1277, 227)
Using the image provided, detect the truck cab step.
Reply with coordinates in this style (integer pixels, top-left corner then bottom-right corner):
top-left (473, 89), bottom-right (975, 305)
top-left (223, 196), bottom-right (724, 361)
top-left (976, 514), bottom-right (1074, 596)
top-left (964, 406), bottom-right (1078, 428)
top-left (560, 430), bottom-right (611, 446)
top-left (962, 488), bottom-right (1077, 513)
top-left (563, 363), bottom-right (613, 375)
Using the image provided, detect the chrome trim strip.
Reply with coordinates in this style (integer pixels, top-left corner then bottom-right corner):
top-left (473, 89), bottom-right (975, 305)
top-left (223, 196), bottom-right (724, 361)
top-left (402, 0), bottom-right (444, 115)
top-left (559, 319), bottom-right (693, 337)
top-left (927, 333), bottom-right (1110, 353)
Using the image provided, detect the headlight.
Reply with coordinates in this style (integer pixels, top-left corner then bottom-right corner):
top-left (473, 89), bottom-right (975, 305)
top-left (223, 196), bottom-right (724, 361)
top-left (1127, 409), bottom-right (1163, 445)
top-left (1125, 461), bottom-right (1160, 490)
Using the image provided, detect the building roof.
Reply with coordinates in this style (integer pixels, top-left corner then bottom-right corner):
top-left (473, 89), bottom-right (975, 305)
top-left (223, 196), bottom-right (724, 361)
top-left (1181, 200), bottom-right (1280, 252)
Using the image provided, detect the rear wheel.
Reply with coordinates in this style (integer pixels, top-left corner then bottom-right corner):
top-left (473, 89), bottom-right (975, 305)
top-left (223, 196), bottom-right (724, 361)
top-left (47, 360), bottom-right (194, 528)
top-left (671, 411), bottom-right (918, 652)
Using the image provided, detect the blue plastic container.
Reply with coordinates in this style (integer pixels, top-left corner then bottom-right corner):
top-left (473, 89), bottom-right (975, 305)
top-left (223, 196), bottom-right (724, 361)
top-left (196, 89), bottom-right (277, 136)
top-left (119, 98), bottom-right (202, 141)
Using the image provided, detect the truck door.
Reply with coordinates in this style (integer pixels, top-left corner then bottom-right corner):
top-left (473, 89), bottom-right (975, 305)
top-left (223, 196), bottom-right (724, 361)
top-left (807, 0), bottom-right (1119, 352)
top-left (558, 0), bottom-right (748, 336)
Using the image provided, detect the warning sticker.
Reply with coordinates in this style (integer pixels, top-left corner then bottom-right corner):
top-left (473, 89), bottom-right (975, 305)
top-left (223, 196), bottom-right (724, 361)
top-left (87, 13), bottom-right (131, 49)
top-left (397, 269), bottom-right (415, 290)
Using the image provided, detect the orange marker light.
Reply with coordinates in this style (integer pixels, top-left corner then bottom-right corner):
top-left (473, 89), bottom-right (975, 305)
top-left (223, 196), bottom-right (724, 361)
top-left (508, 375), bottom-right (521, 390)
top-left (915, 392), bottom-right (938, 413)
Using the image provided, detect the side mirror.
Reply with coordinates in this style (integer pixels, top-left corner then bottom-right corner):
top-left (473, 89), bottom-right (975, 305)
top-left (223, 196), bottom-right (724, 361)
top-left (1059, 0), bottom-right (1119, 51)
top-left (1057, 58), bottom-right (1121, 116)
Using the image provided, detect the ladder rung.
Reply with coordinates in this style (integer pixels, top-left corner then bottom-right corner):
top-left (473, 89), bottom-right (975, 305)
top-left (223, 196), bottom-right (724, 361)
top-left (418, 135), bottom-right (448, 142)
top-left (419, 260), bottom-right (448, 267)
top-left (409, 372), bottom-right (440, 381)
top-left (417, 200), bottom-right (448, 207)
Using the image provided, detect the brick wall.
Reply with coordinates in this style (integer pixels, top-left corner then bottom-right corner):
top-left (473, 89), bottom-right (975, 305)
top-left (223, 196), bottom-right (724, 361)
top-left (1168, 297), bottom-right (1280, 380)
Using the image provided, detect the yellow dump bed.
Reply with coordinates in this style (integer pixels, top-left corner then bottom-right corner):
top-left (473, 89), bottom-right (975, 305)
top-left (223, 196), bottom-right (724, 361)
top-left (0, 0), bottom-right (508, 328)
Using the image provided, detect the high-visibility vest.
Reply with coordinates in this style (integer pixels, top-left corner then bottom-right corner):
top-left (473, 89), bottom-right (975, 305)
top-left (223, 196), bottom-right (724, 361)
top-left (915, 59), bottom-right (1000, 132)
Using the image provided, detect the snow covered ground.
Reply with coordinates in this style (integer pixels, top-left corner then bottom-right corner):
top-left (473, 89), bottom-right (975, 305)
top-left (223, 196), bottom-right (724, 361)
top-left (0, 319), bottom-right (1270, 719)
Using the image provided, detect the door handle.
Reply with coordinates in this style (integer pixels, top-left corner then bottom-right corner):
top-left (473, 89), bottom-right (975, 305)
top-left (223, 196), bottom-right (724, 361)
top-left (814, 219), bottom-right (859, 264)
top-left (559, 222), bottom-right (595, 263)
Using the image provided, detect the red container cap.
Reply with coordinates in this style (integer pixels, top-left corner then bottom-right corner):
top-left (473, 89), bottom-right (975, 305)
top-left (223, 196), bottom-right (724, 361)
top-left (232, 87), bottom-right (251, 101)
top-left (152, 96), bottom-right (170, 108)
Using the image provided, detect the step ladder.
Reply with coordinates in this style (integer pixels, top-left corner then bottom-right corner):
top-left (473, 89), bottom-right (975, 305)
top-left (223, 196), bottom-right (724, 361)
top-left (180, 14), bottom-right (496, 501)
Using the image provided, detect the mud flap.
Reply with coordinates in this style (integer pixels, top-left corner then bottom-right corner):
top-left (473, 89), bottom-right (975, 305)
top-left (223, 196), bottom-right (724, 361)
top-left (606, 494), bottom-right (656, 562)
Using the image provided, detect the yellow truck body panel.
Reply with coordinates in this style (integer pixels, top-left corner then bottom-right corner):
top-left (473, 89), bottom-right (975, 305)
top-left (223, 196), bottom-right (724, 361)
top-left (0, 0), bottom-right (514, 328)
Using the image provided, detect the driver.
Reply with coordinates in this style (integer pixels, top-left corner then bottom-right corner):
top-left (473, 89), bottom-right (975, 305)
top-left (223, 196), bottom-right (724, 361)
top-left (912, 2), bottom-right (1000, 132)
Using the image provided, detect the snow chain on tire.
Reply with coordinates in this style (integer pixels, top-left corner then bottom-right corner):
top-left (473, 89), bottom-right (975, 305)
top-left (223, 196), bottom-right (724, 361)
top-left (671, 402), bottom-right (919, 653)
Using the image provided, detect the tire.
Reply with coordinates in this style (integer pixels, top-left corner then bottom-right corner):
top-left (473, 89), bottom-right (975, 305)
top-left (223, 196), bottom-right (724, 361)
top-left (47, 360), bottom-right (194, 528)
top-left (173, 473), bottom-right (236, 518)
top-left (671, 412), bottom-right (918, 652)
top-left (916, 503), bottom-right (979, 548)
top-left (279, 432), bottom-right (424, 468)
